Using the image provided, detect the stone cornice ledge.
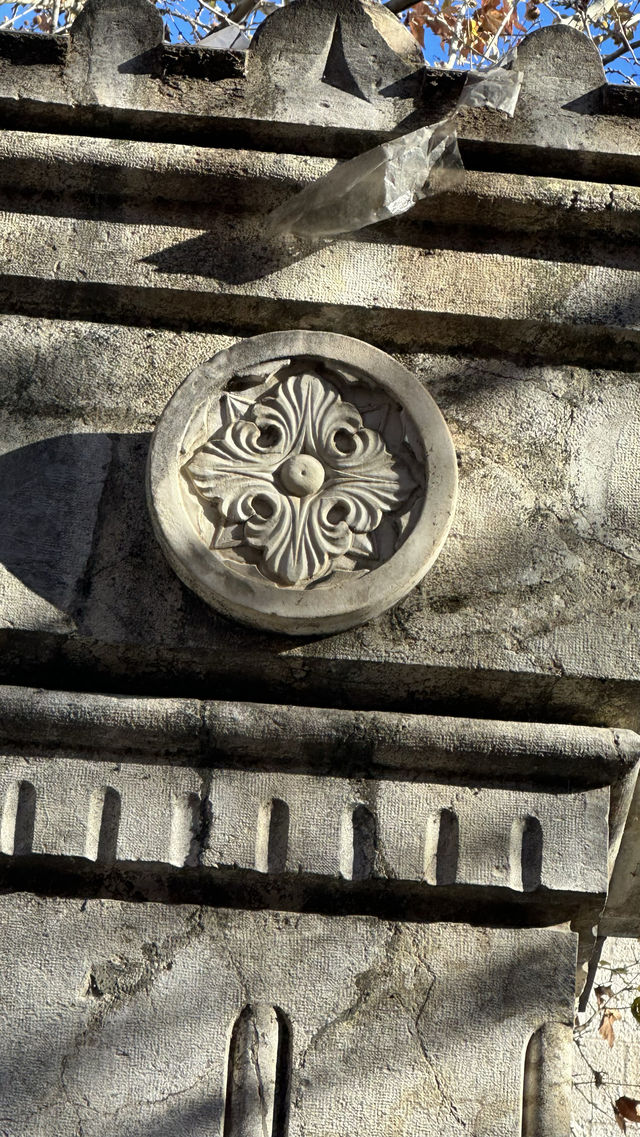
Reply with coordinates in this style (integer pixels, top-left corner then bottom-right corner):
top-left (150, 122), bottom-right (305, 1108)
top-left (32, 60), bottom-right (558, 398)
top-left (0, 0), bottom-right (636, 179)
top-left (0, 683), bottom-right (636, 937)
top-left (0, 682), bottom-right (636, 787)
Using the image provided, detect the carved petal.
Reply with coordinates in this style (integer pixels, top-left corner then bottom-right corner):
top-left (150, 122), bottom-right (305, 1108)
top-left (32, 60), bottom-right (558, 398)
top-left (186, 420), bottom-right (282, 495)
top-left (323, 432), bottom-right (411, 530)
top-left (183, 370), bottom-right (417, 587)
top-left (245, 494), bottom-right (353, 586)
top-left (256, 373), bottom-right (362, 458)
top-left (214, 479), bottom-right (275, 520)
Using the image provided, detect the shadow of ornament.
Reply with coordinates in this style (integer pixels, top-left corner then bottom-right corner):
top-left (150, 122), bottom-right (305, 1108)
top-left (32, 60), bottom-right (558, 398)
top-left (147, 331), bottom-right (458, 635)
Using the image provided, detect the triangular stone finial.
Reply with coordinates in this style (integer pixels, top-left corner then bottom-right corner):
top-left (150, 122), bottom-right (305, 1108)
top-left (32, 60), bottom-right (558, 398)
top-left (321, 14), bottom-right (371, 102)
top-left (246, 0), bottom-right (425, 128)
top-left (69, 0), bottom-right (163, 102)
top-left (516, 24), bottom-right (605, 104)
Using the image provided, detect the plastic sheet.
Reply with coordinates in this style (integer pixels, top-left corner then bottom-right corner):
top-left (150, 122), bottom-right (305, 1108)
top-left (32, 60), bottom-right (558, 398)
top-left (269, 54), bottom-right (522, 240)
top-left (459, 53), bottom-right (523, 116)
top-left (269, 122), bottom-right (462, 240)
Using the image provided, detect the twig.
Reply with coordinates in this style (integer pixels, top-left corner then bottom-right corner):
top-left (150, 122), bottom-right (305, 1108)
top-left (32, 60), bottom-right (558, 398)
top-left (618, 19), bottom-right (640, 64)
top-left (157, 4), bottom-right (212, 37)
top-left (606, 64), bottom-right (639, 82)
top-left (483, 5), bottom-right (514, 59)
top-left (213, 0), bottom-right (262, 28)
top-left (0, 0), bottom-right (42, 30)
top-left (385, 0), bottom-right (420, 15)
top-left (537, 0), bottom-right (572, 22)
top-left (602, 34), bottom-right (640, 63)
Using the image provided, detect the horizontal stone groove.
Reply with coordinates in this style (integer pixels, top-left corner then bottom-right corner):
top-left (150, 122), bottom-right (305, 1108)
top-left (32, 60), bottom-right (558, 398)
top-left (0, 132), bottom-right (637, 239)
top-left (1, 193), bottom-right (637, 270)
top-left (2, 207), bottom-right (636, 313)
top-left (1, 626), bottom-right (639, 737)
top-left (0, 684), bottom-right (636, 787)
top-left (0, 96), bottom-right (638, 183)
top-left (0, 278), bottom-right (638, 372)
top-left (0, 99), bottom-right (408, 161)
top-left (0, 855), bottom-right (603, 928)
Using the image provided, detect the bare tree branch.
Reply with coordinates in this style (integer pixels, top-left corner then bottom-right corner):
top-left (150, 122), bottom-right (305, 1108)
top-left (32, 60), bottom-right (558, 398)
top-left (385, 0), bottom-right (417, 14)
top-left (602, 34), bottom-right (640, 64)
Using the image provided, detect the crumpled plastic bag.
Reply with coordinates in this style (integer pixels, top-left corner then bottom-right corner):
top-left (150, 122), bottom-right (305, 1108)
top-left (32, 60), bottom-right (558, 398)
top-left (269, 53), bottom-right (523, 240)
top-left (269, 122), bottom-right (462, 240)
top-left (459, 49), bottom-right (522, 116)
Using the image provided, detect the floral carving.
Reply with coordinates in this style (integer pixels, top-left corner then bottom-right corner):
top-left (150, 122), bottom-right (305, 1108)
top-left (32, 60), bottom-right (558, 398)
top-left (184, 371), bottom-right (417, 587)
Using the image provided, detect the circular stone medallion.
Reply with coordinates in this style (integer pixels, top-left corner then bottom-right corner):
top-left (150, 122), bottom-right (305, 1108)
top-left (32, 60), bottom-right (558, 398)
top-left (147, 331), bottom-right (457, 635)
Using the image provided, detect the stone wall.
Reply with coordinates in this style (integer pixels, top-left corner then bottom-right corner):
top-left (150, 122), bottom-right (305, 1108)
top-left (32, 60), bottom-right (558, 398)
top-left (0, 1), bottom-right (639, 1134)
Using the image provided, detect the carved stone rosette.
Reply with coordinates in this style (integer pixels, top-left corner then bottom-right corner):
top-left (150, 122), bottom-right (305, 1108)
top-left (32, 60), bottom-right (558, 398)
top-left (147, 331), bottom-right (457, 634)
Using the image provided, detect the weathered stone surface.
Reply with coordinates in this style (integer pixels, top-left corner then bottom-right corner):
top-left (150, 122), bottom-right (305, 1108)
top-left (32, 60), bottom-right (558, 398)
top-left (0, 7), bottom-right (635, 173)
top-left (602, 772), bottom-right (640, 936)
top-left (0, 685), bottom-right (633, 932)
top-left (68, 0), bottom-right (164, 108)
top-left (524, 1022), bottom-right (574, 1137)
top-left (1, 316), bottom-right (640, 726)
top-left (0, 4), bottom-right (639, 1135)
top-left (0, 753), bottom-right (610, 898)
top-left (0, 894), bottom-right (577, 1137)
top-left (0, 193), bottom-right (638, 366)
top-left (0, 129), bottom-right (638, 239)
top-left (246, 0), bottom-right (426, 130)
top-left (0, 683), bottom-right (633, 786)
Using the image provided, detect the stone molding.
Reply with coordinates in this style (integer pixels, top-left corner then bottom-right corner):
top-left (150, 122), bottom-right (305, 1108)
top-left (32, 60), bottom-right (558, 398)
top-left (147, 331), bottom-right (457, 634)
top-left (0, 684), bottom-right (636, 788)
top-left (0, 684), bottom-right (637, 929)
top-left (0, 755), bottom-right (608, 886)
top-left (0, 4), bottom-right (635, 172)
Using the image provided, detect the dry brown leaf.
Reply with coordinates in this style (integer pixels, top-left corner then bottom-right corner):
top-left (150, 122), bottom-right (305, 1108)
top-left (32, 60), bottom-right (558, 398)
top-left (615, 1098), bottom-right (640, 1132)
top-left (482, 8), bottom-right (504, 30)
top-left (595, 984), bottom-right (614, 1008)
top-left (599, 1008), bottom-right (622, 1047)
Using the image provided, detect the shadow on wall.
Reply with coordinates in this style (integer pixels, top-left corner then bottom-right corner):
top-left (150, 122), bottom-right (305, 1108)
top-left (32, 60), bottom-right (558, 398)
top-left (0, 426), bottom-right (569, 643)
top-left (0, 431), bottom-right (221, 639)
top-left (0, 432), bottom-right (334, 656)
top-left (0, 910), bottom-right (564, 1135)
top-left (142, 227), bottom-right (317, 287)
top-left (0, 432), bottom-right (113, 614)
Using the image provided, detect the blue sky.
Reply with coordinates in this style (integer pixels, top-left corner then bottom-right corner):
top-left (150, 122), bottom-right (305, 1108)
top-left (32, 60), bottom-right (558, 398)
top-left (0, 0), bottom-right (636, 81)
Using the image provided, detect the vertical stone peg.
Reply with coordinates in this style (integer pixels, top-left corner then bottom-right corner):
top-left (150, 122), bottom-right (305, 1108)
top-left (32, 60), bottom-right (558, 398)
top-left (224, 1004), bottom-right (291, 1137)
top-left (256, 798), bottom-right (290, 874)
top-left (1, 780), bottom-right (36, 856)
top-left (86, 786), bottom-right (121, 864)
top-left (169, 791), bottom-right (202, 868)
top-left (510, 816), bottom-right (544, 892)
top-left (424, 808), bottom-right (459, 885)
top-left (340, 803), bottom-right (376, 880)
top-left (522, 1023), bottom-right (573, 1137)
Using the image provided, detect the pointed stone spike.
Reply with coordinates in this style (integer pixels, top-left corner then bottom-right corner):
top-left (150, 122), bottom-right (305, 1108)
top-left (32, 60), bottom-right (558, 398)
top-left (68, 0), bottom-right (164, 104)
top-left (322, 15), bottom-right (371, 102)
